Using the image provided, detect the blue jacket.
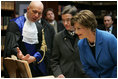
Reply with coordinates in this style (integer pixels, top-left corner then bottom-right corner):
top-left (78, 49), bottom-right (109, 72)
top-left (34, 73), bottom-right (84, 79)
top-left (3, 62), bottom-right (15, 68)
top-left (78, 29), bottom-right (117, 78)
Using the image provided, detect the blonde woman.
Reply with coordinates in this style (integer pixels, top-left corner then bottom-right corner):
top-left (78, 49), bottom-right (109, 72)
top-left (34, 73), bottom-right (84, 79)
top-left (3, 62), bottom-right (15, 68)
top-left (72, 10), bottom-right (117, 78)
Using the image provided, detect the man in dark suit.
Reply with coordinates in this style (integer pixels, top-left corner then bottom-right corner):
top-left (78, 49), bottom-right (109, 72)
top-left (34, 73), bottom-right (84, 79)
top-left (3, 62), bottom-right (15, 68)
top-left (44, 8), bottom-right (65, 33)
top-left (50, 5), bottom-right (88, 78)
top-left (44, 8), bottom-right (58, 34)
top-left (97, 14), bottom-right (117, 38)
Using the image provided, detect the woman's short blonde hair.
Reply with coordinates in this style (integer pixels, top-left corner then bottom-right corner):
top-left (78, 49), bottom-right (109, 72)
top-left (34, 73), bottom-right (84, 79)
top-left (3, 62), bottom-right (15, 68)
top-left (71, 10), bottom-right (97, 32)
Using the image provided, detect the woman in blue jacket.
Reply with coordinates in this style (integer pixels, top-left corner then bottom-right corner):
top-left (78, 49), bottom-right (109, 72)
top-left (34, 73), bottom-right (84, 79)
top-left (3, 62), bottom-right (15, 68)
top-left (71, 10), bottom-right (117, 78)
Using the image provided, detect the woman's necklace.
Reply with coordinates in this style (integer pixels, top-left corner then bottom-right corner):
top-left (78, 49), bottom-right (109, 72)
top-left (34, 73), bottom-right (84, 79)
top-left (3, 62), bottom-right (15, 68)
top-left (88, 41), bottom-right (95, 47)
top-left (87, 32), bottom-right (96, 47)
top-left (87, 38), bottom-right (96, 47)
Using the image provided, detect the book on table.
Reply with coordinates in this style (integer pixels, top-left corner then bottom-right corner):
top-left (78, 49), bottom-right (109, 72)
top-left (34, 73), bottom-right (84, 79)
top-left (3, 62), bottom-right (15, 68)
top-left (4, 55), bottom-right (32, 78)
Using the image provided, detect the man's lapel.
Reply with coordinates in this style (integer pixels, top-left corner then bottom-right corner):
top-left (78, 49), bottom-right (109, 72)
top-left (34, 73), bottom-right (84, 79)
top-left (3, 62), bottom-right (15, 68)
top-left (64, 37), bottom-right (74, 52)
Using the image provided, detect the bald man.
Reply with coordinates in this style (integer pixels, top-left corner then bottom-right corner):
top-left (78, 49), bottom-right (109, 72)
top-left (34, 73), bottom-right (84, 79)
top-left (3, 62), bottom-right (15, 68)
top-left (4, 1), bottom-right (55, 77)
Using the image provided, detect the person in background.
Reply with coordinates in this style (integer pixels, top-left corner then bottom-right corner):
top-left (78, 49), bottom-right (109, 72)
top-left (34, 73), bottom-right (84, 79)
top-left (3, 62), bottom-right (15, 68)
top-left (50, 5), bottom-right (89, 78)
top-left (3, 1), bottom-right (55, 77)
top-left (97, 14), bottom-right (117, 38)
top-left (72, 10), bottom-right (117, 78)
top-left (44, 8), bottom-right (58, 33)
top-left (44, 8), bottom-right (65, 33)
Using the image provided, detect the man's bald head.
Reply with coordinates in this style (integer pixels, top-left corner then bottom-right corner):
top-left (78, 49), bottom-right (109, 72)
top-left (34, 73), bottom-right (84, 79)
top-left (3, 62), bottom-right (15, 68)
top-left (27, 1), bottom-right (44, 22)
top-left (29, 1), bottom-right (44, 10)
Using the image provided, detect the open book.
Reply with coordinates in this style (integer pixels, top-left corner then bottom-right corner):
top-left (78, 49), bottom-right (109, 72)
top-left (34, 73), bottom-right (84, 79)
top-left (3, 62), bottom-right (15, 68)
top-left (4, 55), bottom-right (32, 78)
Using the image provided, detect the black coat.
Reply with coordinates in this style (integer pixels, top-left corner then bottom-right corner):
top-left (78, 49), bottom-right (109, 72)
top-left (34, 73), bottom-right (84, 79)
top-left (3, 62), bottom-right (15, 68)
top-left (57, 21), bottom-right (65, 32)
top-left (3, 18), bottom-right (55, 77)
top-left (50, 29), bottom-right (89, 78)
